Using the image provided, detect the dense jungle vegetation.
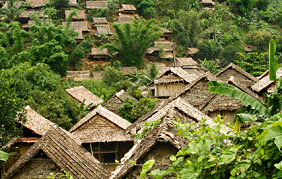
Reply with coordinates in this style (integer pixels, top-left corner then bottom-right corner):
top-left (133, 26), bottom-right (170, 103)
top-left (1, 0), bottom-right (282, 177)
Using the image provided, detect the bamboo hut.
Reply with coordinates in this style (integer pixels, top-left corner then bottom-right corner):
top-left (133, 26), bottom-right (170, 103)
top-left (66, 86), bottom-right (103, 110)
top-left (168, 57), bottom-right (206, 76)
top-left (127, 97), bottom-right (214, 136)
top-left (69, 106), bottom-right (134, 170)
top-left (27, 0), bottom-right (49, 8)
top-left (18, 10), bottom-right (46, 23)
top-left (66, 70), bottom-right (91, 81)
top-left (201, 0), bottom-right (215, 10)
top-left (93, 17), bottom-right (109, 25)
top-left (199, 76), bottom-right (263, 124)
top-left (187, 47), bottom-right (199, 57)
top-left (251, 68), bottom-right (282, 96)
top-left (215, 63), bottom-right (258, 88)
top-left (117, 15), bottom-right (135, 23)
top-left (65, 10), bottom-right (86, 20)
top-left (62, 21), bottom-right (89, 33)
top-left (120, 67), bottom-right (137, 76)
top-left (112, 98), bottom-right (217, 178)
top-left (118, 4), bottom-right (136, 15)
top-left (147, 67), bottom-right (198, 98)
top-left (69, 0), bottom-right (77, 6)
top-left (86, 1), bottom-right (108, 9)
top-left (94, 25), bottom-right (113, 35)
top-left (102, 90), bottom-right (138, 114)
top-left (1, 106), bottom-right (56, 177)
top-left (146, 40), bottom-right (174, 59)
top-left (161, 28), bottom-right (173, 41)
top-left (89, 48), bottom-right (112, 61)
top-left (3, 125), bottom-right (109, 179)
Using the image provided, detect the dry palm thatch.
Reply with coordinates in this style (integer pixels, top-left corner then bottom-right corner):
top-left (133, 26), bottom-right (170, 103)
top-left (3, 125), bottom-right (109, 179)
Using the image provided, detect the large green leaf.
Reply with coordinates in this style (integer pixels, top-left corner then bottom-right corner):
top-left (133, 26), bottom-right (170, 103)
top-left (177, 165), bottom-right (201, 179)
top-left (208, 81), bottom-right (268, 114)
top-left (0, 150), bottom-right (9, 161)
top-left (140, 159), bottom-right (155, 178)
top-left (269, 39), bottom-right (278, 81)
top-left (262, 122), bottom-right (282, 150)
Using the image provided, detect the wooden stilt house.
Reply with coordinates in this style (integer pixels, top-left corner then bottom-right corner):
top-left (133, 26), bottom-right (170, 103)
top-left (69, 106), bottom-right (134, 171)
top-left (3, 125), bottom-right (110, 179)
top-left (147, 67), bottom-right (198, 98)
top-left (66, 86), bottom-right (103, 110)
top-left (215, 63), bottom-right (258, 88)
top-left (102, 90), bottom-right (138, 114)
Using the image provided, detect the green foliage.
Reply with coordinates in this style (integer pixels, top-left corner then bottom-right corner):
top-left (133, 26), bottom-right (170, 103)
top-left (140, 159), bottom-right (155, 178)
top-left (0, 0), bottom-right (26, 22)
top-left (136, 63), bottom-right (159, 86)
top-left (47, 170), bottom-right (78, 179)
top-left (236, 52), bottom-right (268, 76)
top-left (132, 119), bottom-right (160, 139)
top-left (118, 97), bottom-right (156, 122)
top-left (102, 18), bottom-right (162, 67)
top-left (199, 58), bottom-right (219, 74)
top-left (197, 40), bottom-right (214, 60)
top-left (86, 8), bottom-right (109, 22)
top-left (230, 0), bottom-right (255, 14)
top-left (49, 0), bottom-right (70, 9)
top-left (269, 39), bottom-right (278, 81)
top-left (0, 150), bottom-right (9, 162)
top-left (219, 45), bottom-right (242, 67)
top-left (0, 78), bottom-right (24, 146)
top-left (246, 30), bottom-right (273, 52)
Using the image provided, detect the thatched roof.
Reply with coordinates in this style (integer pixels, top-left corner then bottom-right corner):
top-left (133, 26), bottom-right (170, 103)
top-left (251, 68), bottom-right (282, 93)
top-left (20, 106), bottom-right (55, 136)
top-left (103, 90), bottom-right (138, 106)
top-left (66, 86), bottom-right (103, 108)
top-left (65, 10), bottom-right (86, 19)
top-left (168, 57), bottom-right (199, 68)
top-left (93, 71), bottom-right (103, 80)
top-left (28, 0), bottom-right (48, 7)
top-left (215, 63), bottom-right (258, 83)
top-left (66, 70), bottom-right (91, 81)
top-left (257, 70), bottom-right (269, 80)
top-left (187, 47), bottom-right (199, 55)
top-left (120, 67), bottom-right (137, 75)
top-left (153, 67), bottom-right (198, 84)
top-left (245, 45), bottom-right (257, 52)
top-left (95, 25), bottom-right (113, 35)
top-left (147, 41), bottom-right (174, 53)
top-left (201, 0), bottom-right (215, 5)
top-left (70, 105), bottom-right (133, 143)
top-left (127, 97), bottom-right (215, 135)
top-left (117, 15), bottom-right (135, 23)
top-left (168, 72), bottom-right (216, 102)
top-left (3, 125), bottom-right (109, 179)
top-left (62, 21), bottom-right (89, 32)
top-left (93, 17), bottom-right (109, 25)
top-left (90, 48), bottom-right (111, 56)
top-left (110, 118), bottom-right (187, 179)
top-left (69, 0), bottom-right (77, 6)
top-left (162, 28), bottom-right (172, 34)
top-left (19, 10), bottom-right (46, 18)
top-left (118, 4), bottom-right (136, 12)
top-left (86, 1), bottom-right (108, 9)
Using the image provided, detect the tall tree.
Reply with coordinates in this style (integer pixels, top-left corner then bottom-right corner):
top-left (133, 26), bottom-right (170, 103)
top-left (102, 18), bottom-right (162, 67)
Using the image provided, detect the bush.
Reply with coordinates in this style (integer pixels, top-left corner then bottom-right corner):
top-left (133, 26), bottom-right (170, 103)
top-left (197, 40), bottom-right (214, 60)
top-left (219, 45), bottom-right (242, 67)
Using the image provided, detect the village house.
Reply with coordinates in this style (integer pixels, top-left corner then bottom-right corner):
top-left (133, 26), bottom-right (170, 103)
top-left (18, 10), bottom-right (46, 24)
top-left (65, 70), bottom-right (92, 81)
top-left (69, 105), bottom-right (134, 171)
top-left (27, 0), bottom-right (49, 9)
top-left (168, 57), bottom-right (206, 75)
top-left (1, 106), bottom-right (55, 177)
top-left (120, 67), bottom-right (137, 76)
top-left (251, 68), bottom-right (282, 96)
top-left (147, 67), bottom-right (198, 98)
top-left (94, 24), bottom-right (113, 36)
top-left (112, 98), bottom-right (215, 178)
top-left (89, 47), bottom-right (112, 62)
top-left (118, 4), bottom-right (136, 15)
top-left (201, 0), bottom-right (215, 10)
top-left (187, 47), bottom-right (199, 57)
top-left (66, 86), bottom-right (103, 110)
top-left (146, 40), bottom-right (174, 60)
top-left (102, 90), bottom-right (138, 114)
top-left (117, 14), bottom-right (135, 23)
top-left (215, 62), bottom-right (258, 88)
top-left (161, 28), bottom-right (173, 41)
top-left (65, 9), bottom-right (86, 20)
top-left (62, 21), bottom-right (90, 40)
top-left (3, 125), bottom-right (110, 179)
top-left (92, 17), bottom-right (109, 29)
top-left (199, 76), bottom-right (263, 124)
top-left (86, 1), bottom-right (108, 9)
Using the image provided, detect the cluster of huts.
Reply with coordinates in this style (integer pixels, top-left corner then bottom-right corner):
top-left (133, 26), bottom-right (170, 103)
top-left (1, 57), bottom-right (278, 178)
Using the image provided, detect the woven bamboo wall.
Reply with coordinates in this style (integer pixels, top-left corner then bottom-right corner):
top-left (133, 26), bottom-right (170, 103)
top-left (156, 83), bottom-right (185, 97)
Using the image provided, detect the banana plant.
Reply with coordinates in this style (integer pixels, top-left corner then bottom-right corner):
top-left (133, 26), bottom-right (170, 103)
top-left (208, 39), bottom-right (280, 124)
